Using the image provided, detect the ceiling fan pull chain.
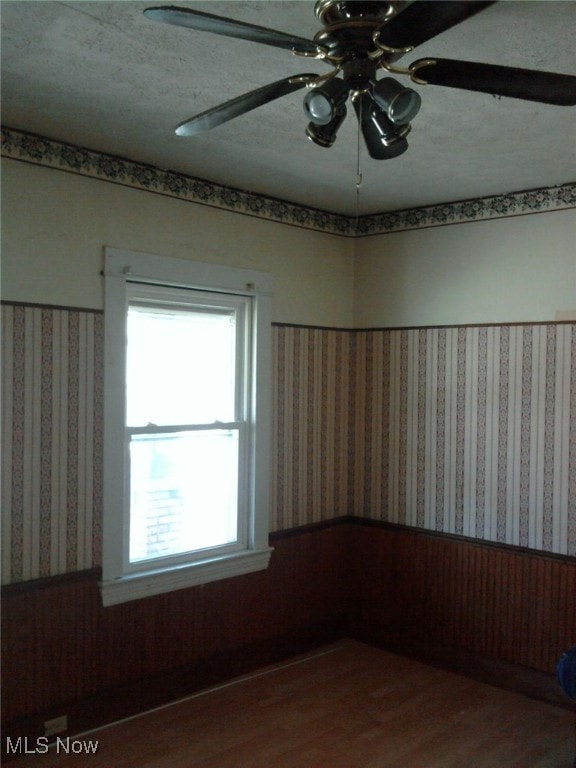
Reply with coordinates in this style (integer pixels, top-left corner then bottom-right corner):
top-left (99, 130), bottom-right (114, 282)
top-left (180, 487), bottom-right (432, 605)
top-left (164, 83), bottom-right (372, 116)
top-left (355, 94), bottom-right (363, 228)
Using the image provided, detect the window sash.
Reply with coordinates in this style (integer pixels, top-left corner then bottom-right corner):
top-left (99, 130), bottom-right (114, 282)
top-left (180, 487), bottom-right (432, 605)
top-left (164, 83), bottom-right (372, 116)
top-left (127, 421), bottom-right (243, 435)
top-left (123, 423), bottom-right (249, 574)
top-left (102, 248), bottom-right (273, 606)
top-left (126, 285), bottom-right (249, 428)
top-left (122, 286), bottom-right (251, 574)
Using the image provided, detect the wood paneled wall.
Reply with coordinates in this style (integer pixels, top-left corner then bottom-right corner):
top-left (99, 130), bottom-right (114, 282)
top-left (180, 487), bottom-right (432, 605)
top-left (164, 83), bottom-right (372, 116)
top-left (3, 520), bottom-right (574, 745)
top-left (348, 522), bottom-right (576, 675)
top-left (2, 524), bottom-right (351, 729)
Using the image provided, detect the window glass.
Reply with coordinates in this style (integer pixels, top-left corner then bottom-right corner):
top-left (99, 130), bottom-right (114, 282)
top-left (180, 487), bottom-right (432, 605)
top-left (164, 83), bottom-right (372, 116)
top-left (126, 304), bottom-right (237, 427)
top-left (129, 429), bottom-right (239, 563)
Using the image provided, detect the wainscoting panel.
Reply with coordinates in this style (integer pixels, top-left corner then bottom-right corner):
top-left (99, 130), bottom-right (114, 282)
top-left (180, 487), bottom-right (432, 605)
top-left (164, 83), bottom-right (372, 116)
top-left (1, 524), bottom-right (350, 728)
top-left (2, 521), bottom-right (573, 747)
top-left (349, 522), bottom-right (576, 676)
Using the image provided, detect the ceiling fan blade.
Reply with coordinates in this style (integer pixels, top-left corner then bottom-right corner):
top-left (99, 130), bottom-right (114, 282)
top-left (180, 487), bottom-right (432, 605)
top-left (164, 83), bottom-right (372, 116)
top-left (411, 58), bottom-right (576, 105)
top-left (144, 6), bottom-right (322, 55)
top-left (175, 75), bottom-right (318, 136)
top-left (378, 1), bottom-right (495, 50)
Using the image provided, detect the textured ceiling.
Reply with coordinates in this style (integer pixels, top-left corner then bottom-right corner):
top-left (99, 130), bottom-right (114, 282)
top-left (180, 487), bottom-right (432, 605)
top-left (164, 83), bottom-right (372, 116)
top-left (1, 0), bottom-right (575, 215)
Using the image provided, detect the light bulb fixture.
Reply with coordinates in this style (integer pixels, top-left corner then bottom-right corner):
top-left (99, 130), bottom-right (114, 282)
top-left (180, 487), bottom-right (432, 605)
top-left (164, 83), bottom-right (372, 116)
top-left (306, 105), bottom-right (347, 147)
top-left (303, 77), bottom-right (350, 125)
top-left (372, 77), bottom-right (422, 125)
top-left (353, 93), bottom-right (410, 159)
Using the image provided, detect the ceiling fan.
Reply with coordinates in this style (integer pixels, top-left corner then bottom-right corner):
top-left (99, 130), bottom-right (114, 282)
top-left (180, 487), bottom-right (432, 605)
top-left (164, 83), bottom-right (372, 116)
top-left (144, 1), bottom-right (576, 159)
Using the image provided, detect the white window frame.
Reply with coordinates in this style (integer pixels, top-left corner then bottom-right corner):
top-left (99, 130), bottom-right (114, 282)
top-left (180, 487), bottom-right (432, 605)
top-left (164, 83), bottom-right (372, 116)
top-left (101, 248), bottom-right (273, 606)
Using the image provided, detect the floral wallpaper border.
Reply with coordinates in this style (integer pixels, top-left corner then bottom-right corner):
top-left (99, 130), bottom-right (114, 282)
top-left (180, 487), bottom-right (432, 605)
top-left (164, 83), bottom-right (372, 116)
top-left (2, 126), bottom-right (575, 236)
top-left (357, 183), bottom-right (576, 235)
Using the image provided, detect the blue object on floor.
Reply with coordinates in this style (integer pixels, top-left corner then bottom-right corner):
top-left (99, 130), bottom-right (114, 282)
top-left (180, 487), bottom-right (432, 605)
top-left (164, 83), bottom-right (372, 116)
top-left (556, 646), bottom-right (576, 768)
top-left (557, 645), bottom-right (576, 701)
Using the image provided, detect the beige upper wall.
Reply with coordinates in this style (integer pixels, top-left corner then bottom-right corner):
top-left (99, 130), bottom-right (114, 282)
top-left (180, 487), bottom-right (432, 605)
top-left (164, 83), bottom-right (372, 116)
top-left (354, 209), bottom-right (576, 327)
top-left (2, 158), bottom-right (575, 328)
top-left (1, 159), bottom-right (354, 327)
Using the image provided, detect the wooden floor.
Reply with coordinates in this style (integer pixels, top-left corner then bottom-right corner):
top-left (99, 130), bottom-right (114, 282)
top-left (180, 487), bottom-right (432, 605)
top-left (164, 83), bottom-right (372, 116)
top-left (8, 641), bottom-right (575, 767)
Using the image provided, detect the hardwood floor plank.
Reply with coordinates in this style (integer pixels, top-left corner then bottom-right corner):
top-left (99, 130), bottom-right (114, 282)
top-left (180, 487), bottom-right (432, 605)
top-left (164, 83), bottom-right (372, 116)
top-left (6, 641), bottom-right (574, 767)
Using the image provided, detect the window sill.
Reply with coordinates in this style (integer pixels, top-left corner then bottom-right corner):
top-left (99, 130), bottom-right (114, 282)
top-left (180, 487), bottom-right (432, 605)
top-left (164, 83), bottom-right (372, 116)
top-left (100, 547), bottom-right (273, 606)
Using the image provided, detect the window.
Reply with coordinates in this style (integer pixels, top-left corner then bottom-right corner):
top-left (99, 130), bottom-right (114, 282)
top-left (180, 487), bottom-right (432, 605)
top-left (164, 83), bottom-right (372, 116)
top-left (101, 249), bottom-right (272, 606)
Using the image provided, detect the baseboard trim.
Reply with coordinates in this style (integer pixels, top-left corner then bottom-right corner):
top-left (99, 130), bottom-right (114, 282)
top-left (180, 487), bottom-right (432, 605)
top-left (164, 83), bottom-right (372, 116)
top-left (4, 619), bottom-right (573, 762)
top-left (352, 627), bottom-right (576, 712)
top-left (1, 617), bottom-right (347, 762)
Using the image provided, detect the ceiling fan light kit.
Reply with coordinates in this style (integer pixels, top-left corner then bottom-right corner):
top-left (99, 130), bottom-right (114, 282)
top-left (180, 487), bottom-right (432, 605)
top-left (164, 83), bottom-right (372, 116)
top-left (367, 105), bottom-right (411, 148)
top-left (372, 77), bottom-right (422, 125)
top-left (143, 0), bottom-right (576, 160)
top-left (353, 92), bottom-right (410, 159)
top-left (306, 106), bottom-right (348, 148)
top-left (303, 76), bottom-right (349, 125)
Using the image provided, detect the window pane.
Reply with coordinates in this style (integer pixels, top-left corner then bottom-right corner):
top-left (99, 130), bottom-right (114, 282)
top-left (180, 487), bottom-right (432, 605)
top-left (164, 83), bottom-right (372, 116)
top-left (127, 304), bottom-right (237, 427)
top-left (129, 430), bottom-right (239, 563)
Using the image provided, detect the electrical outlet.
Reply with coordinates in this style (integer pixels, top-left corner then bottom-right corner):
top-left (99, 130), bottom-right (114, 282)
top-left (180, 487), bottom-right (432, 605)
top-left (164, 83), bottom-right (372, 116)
top-left (44, 715), bottom-right (68, 737)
